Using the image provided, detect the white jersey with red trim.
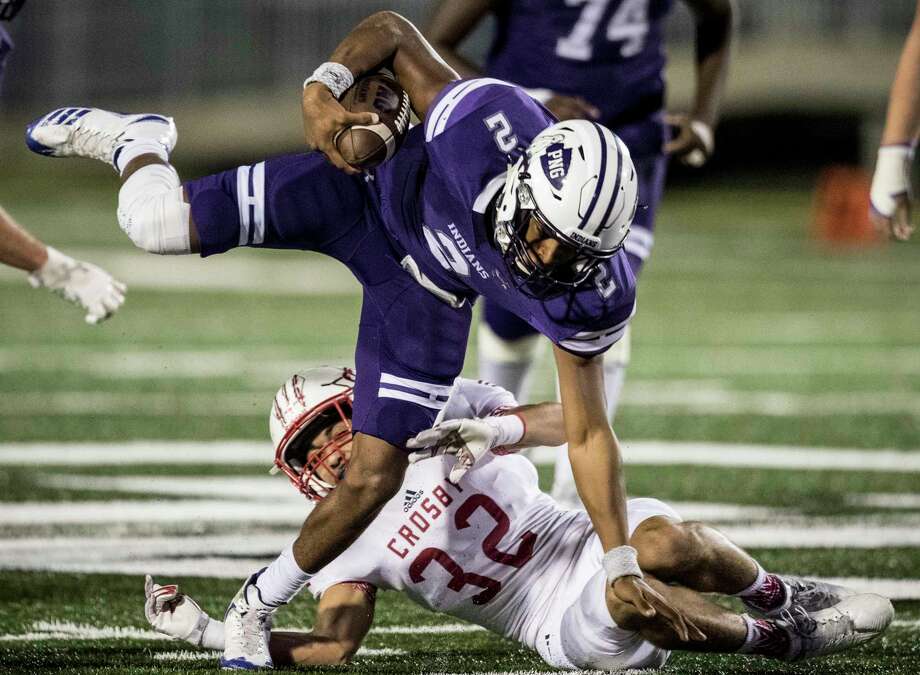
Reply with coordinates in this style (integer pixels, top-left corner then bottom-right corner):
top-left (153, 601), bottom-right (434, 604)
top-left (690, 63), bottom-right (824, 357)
top-left (307, 377), bottom-right (600, 650)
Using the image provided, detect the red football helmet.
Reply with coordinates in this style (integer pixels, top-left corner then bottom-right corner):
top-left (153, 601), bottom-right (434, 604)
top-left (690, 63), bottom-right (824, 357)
top-left (270, 367), bottom-right (355, 500)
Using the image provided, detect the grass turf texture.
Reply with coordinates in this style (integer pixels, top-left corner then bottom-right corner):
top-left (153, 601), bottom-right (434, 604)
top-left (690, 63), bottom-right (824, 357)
top-left (0, 572), bottom-right (917, 674)
top-left (1, 177), bottom-right (918, 672)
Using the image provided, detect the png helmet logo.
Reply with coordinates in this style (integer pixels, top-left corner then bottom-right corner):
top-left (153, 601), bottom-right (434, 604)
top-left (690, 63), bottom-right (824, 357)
top-left (540, 142), bottom-right (572, 191)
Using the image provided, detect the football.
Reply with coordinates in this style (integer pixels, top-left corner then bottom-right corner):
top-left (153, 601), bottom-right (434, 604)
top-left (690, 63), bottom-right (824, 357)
top-left (335, 71), bottom-right (411, 169)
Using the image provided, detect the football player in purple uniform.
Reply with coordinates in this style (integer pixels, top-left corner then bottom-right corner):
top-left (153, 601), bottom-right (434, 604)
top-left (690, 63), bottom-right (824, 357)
top-left (27, 11), bottom-right (695, 668)
top-left (870, 0), bottom-right (919, 242)
top-left (428, 0), bottom-right (734, 507)
top-left (0, 0), bottom-right (126, 324)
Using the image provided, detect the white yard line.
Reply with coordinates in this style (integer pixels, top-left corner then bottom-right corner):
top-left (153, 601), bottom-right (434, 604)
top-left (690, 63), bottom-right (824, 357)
top-left (847, 493), bottom-right (920, 509)
top-left (153, 651), bottom-right (219, 661)
top-left (0, 249), bottom-right (361, 296)
top-left (41, 474), bottom-right (302, 500)
top-left (5, 388), bottom-right (919, 418)
top-left (3, 440), bottom-right (918, 470)
top-left (722, 524), bottom-right (920, 548)
top-left (34, 475), bottom-right (789, 522)
top-left (619, 385), bottom-right (920, 417)
top-left (0, 621), bottom-right (165, 642)
top-left (0, 348), bottom-right (329, 383)
top-left (0, 500), bottom-right (311, 525)
top-left (370, 624), bottom-right (485, 635)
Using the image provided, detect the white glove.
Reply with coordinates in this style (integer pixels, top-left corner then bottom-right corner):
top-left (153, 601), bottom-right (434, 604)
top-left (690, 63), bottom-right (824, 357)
top-left (144, 574), bottom-right (210, 645)
top-left (28, 246), bottom-right (127, 324)
top-left (406, 415), bottom-right (524, 482)
top-left (870, 144), bottom-right (915, 241)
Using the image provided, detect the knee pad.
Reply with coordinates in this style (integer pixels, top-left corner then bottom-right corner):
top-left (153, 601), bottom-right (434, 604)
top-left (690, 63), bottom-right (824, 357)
top-left (117, 164), bottom-right (191, 254)
top-left (478, 321), bottom-right (543, 364)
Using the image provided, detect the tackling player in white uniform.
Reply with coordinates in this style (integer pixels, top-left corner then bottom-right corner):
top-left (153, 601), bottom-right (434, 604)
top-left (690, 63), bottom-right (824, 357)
top-left (145, 367), bottom-right (893, 670)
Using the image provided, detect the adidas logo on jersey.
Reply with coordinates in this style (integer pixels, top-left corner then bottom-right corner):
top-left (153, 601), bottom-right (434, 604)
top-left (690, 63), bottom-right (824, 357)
top-left (403, 488), bottom-right (424, 512)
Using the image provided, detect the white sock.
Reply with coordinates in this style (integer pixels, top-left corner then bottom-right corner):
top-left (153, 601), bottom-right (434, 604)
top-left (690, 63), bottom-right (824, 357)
top-left (734, 563), bottom-right (768, 597)
top-left (603, 360), bottom-right (627, 420)
top-left (114, 139), bottom-right (169, 175)
top-left (254, 542), bottom-right (312, 607)
top-left (477, 324), bottom-right (543, 403)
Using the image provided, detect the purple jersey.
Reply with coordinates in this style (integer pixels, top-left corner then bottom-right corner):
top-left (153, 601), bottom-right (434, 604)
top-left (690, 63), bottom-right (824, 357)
top-left (373, 79), bottom-right (636, 356)
top-left (486, 0), bottom-right (674, 131)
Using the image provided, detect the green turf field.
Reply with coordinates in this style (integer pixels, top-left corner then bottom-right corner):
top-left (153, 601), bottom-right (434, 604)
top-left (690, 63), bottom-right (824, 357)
top-left (0, 172), bottom-right (918, 673)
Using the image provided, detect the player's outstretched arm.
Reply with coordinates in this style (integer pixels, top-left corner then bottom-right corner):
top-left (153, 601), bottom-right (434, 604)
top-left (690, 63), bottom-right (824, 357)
top-left (270, 583), bottom-right (376, 666)
top-left (553, 345), bottom-right (698, 643)
top-left (870, 0), bottom-right (920, 241)
top-left (301, 11), bottom-right (458, 173)
top-left (0, 204), bottom-right (126, 324)
top-left (144, 576), bottom-right (375, 666)
top-left (407, 401), bottom-right (565, 480)
top-left (666, 0), bottom-right (734, 167)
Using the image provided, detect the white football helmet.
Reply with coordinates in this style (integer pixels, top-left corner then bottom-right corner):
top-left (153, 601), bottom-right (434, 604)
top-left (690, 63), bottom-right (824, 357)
top-left (495, 119), bottom-right (638, 296)
top-left (269, 366), bottom-right (355, 500)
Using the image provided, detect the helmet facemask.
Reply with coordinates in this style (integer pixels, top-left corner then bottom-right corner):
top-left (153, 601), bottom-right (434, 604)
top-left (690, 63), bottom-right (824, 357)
top-left (494, 161), bottom-right (616, 299)
top-left (272, 369), bottom-right (355, 501)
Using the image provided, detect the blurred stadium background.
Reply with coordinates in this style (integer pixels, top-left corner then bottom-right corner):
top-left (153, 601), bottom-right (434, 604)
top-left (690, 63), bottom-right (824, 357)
top-left (0, 1), bottom-right (918, 673)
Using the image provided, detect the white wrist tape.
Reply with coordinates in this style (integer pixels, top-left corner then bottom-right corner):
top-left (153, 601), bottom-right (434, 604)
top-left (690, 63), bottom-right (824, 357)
top-left (303, 62), bottom-right (354, 99)
top-left (487, 413), bottom-right (525, 449)
top-left (602, 545), bottom-right (643, 582)
top-left (690, 119), bottom-right (714, 155)
top-left (871, 144), bottom-right (915, 217)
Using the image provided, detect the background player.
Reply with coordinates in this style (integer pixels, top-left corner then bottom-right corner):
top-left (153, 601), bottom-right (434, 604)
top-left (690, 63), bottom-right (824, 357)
top-left (870, 0), bottom-right (919, 242)
top-left (0, 0), bottom-right (126, 324)
top-left (144, 367), bottom-right (892, 670)
top-left (427, 0), bottom-right (734, 507)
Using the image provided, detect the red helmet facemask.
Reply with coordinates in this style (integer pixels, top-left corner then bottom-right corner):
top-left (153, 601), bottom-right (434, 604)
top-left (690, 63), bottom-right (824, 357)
top-left (273, 369), bottom-right (355, 501)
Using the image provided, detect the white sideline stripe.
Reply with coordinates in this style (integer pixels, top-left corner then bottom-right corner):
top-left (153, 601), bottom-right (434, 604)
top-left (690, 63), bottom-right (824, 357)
top-left (847, 493), bottom-right (920, 509)
top-left (3, 440), bottom-right (918, 470)
top-left (892, 619), bottom-right (920, 628)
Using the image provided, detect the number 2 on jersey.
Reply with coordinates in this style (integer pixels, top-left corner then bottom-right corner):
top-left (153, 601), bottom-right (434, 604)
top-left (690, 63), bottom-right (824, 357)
top-left (556, 0), bottom-right (649, 61)
top-left (409, 493), bottom-right (538, 605)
